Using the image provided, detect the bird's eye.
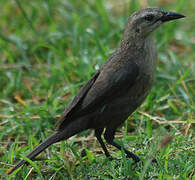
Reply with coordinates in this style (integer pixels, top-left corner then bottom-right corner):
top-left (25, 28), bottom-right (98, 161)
top-left (144, 14), bottom-right (154, 21)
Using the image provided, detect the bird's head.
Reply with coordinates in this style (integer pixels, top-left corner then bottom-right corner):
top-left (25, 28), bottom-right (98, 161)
top-left (123, 7), bottom-right (185, 40)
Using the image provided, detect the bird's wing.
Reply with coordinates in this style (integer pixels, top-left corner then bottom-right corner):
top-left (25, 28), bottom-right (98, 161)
top-left (57, 61), bottom-right (139, 130)
top-left (56, 71), bottom-right (100, 128)
top-left (77, 61), bottom-right (139, 115)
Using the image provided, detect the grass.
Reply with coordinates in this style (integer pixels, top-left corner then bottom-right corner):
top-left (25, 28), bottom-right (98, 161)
top-left (0, 0), bottom-right (194, 179)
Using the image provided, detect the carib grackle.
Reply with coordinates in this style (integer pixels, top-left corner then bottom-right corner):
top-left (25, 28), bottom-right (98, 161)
top-left (7, 7), bottom-right (185, 175)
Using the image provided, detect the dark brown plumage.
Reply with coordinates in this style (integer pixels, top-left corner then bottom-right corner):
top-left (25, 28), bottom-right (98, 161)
top-left (7, 7), bottom-right (185, 175)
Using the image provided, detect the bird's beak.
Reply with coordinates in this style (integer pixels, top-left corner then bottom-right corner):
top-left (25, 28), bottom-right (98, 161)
top-left (161, 11), bottom-right (185, 22)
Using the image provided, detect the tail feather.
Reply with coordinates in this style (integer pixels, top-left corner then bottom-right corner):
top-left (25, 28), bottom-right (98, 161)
top-left (6, 131), bottom-right (60, 175)
top-left (7, 117), bottom-right (89, 175)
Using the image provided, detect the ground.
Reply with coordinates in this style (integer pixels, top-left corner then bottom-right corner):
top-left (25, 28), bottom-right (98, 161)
top-left (0, 0), bottom-right (194, 179)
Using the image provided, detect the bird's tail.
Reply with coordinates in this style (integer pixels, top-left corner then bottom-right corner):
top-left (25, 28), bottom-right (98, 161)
top-left (6, 131), bottom-right (62, 175)
top-left (6, 118), bottom-right (89, 175)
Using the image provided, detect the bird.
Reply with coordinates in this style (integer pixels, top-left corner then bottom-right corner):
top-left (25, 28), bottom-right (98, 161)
top-left (7, 7), bottom-right (185, 175)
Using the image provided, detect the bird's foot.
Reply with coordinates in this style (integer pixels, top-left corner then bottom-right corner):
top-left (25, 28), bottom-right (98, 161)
top-left (108, 156), bottom-right (121, 161)
top-left (151, 158), bottom-right (158, 164)
top-left (125, 151), bottom-right (141, 163)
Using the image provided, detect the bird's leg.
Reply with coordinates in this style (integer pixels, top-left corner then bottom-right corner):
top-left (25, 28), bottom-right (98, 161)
top-left (108, 140), bottom-right (140, 162)
top-left (104, 129), bottom-right (140, 162)
top-left (95, 128), bottom-right (112, 159)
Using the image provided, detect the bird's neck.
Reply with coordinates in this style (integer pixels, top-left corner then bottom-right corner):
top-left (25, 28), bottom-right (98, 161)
top-left (119, 34), bottom-right (153, 51)
top-left (118, 34), bottom-right (157, 73)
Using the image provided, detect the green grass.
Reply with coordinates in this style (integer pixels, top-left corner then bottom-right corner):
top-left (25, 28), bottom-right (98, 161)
top-left (0, 0), bottom-right (194, 179)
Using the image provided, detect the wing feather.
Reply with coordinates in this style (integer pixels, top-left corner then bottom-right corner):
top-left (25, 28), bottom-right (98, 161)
top-left (57, 61), bottom-right (139, 130)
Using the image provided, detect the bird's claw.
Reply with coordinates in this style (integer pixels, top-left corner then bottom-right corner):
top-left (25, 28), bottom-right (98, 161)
top-left (125, 152), bottom-right (141, 163)
top-left (108, 156), bottom-right (121, 161)
top-left (152, 158), bottom-right (158, 164)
